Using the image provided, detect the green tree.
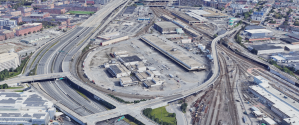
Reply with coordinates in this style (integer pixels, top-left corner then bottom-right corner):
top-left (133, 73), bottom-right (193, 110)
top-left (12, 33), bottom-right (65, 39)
top-left (180, 103), bottom-right (188, 113)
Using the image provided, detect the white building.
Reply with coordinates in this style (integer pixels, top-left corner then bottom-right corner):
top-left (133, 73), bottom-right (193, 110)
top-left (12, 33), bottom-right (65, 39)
top-left (0, 92), bottom-right (56, 125)
top-left (0, 53), bottom-right (20, 72)
top-left (20, 35), bottom-right (50, 44)
top-left (143, 78), bottom-right (163, 88)
top-left (253, 76), bottom-right (269, 84)
top-left (0, 18), bottom-right (17, 27)
top-left (119, 77), bottom-right (138, 87)
top-left (248, 81), bottom-right (299, 125)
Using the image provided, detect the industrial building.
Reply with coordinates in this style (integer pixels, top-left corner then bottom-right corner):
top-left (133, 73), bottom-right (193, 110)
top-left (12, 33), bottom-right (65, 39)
top-left (119, 77), bottom-right (138, 87)
top-left (0, 52), bottom-right (20, 72)
top-left (123, 6), bottom-right (136, 17)
top-left (248, 44), bottom-right (284, 55)
top-left (245, 25), bottom-right (266, 30)
top-left (285, 45), bottom-right (299, 51)
top-left (244, 29), bottom-right (273, 38)
top-left (153, 21), bottom-right (183, 34)
top-left (141, 35), bottom-right (206, 71)
top-left (143, 78), bottom-right (164, 88)
top-left (190, 10), bottom-right (228, 19)
top-left (280, 38), bottom-right (299, 45)
top-left (20, 35), bottom-right (50, 44)
top-left (171, 11), bottom-right (202, 24)
top-left (119, 55), bottom-right (142, 66)
top-left (100, 36), bottom-right (129, 46)
top-left (0, 92), bottom-right (56, 125)
top-left (271, 53), bottom-right (299, 63)
top-left (249, 76), bottom-right (299, 125)
top-left (107, 64), bottom-right (131, 78)
top-left (135, 71), bottom-right (153, 81)
top-left (185, 10), bottom-right (208, 23)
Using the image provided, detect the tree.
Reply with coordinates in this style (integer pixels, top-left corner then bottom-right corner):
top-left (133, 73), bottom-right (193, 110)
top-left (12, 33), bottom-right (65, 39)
top-left (28, 32), bottom-right (31, 34)
top-left (180, 103), bottom-right (188, 113)
top-left (214, 34), bottom-right (218, 38)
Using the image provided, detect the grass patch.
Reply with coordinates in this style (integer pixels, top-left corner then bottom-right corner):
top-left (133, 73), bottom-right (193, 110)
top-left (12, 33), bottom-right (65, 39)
top-left (123, 118), bottom-right (138, 125)
top-left (75, 90), bottom-right (89, 101)
top-left (143, 107), bottom-right (177, 125)
top-left (69, 11), bottom-right (95, 15)
top-left (7, 87), bottom-right (24, 89)
top-left (14, 90), bottom-right (24, 92)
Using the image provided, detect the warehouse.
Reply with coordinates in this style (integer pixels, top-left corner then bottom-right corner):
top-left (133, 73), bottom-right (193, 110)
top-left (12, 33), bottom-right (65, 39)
top-left (171, 11), bottom-right (202, 24)
top-left (191, 10), bottom-right (228, 19)
top-left (143, 78), bottom-right (163, 88)
top-left (185, 10), bottom-right (208, 23)
top-left (245, 29), bottom-right (273, 38)
top-left (280, 38), bottom-right (299, 45)
top-left (141, 35), bottom-right (206, 71)
top-left (249, 77), bottom-right (299, 124)
top-left (153, 21), bottom-right (183, 34)
top-left (123, 6), bottom-right (136, 17)
top-left (245, 25), bottom-right (266, 30)
top-left (20, 35), bottom-right (50, 44)
top-left (100, 36), bottom-right (129, 46)
top-left (248, 44), bottom-right (284, 55)
top-left (119, 55), bottom-right (142, 66)
top-left (0, 92), bottom-right (56, 125)
top-left (107, 65), bottom-right (131, 78)
top-left (285, 45), bottom-right (299, 51)
top-left (0, 52), bottom-right (20, 72)
top-left (135, 71), bottom-right (153, 81)
top-left (119, 77), bottom-right (138, 87)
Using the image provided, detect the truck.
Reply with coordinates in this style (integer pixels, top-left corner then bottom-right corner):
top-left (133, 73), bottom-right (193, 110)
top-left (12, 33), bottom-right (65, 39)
top-left (242, 116), bottom-right (247, 123)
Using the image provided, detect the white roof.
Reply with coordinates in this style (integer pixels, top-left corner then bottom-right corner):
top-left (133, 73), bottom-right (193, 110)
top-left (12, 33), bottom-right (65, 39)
top-left (271, 55), bottom-right (286, 60)
top-left (185, 12), bottom-right (207, 21)
top-left (245, 29), bottom-right (272, 33)
top-left (263, 117), bottom-right (277, 124)
top-left (189, 10), bottom-right (211, 15)
top-left (253, 111), bottom-right (263, 115)
top-left (286, 45), bottom-right (299, 49)
top-left (249, 83), bottom-right (299, 118)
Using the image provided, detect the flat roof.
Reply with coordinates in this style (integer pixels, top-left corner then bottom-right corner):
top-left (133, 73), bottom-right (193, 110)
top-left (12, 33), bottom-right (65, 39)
top-left (245, 25), bottom-right (266, 30)
top-left (141, 35), bottom-right (205, 70)
top-left (120, 55), bottom-right (142, 63)
top-left (124, 6), bottom-right (135, 14)
top-left (109, 65), bottom-right (122, 74)
top-left (171, 11), bottom-right (199, 22)
top-left (263, 117), bottom-right (277, 124)
top-left (155, 21), bottom-right (179, 29)
top-left (250, 44), bottom-right (283, 50)
top-left (245, 29), bottom-right (272, 33)
top-left (249, 83), bottom-right (299, 118)
top-left (280, 38), bottom-right (299, 43)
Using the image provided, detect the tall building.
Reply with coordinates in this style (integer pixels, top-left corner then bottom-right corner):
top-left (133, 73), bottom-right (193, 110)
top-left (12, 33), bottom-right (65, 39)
top-left (0, 53), bottom-right (20, 72)
top-left (0, 92), bottom-right (56, 125)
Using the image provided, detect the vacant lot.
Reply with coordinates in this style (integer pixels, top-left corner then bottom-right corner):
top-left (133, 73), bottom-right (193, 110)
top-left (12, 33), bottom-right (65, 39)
top-left (69, 11), bottom-right (95, 15)
top-left (150, 106), bottom-right (177, 125)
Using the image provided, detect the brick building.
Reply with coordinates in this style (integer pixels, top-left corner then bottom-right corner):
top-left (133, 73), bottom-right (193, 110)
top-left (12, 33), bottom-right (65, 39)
top-left (44, 16), bottom-right (71, 25)
top-left (18, 7), bottom-right (33, 17)
top-left (10, 11), bottom-right (21, 16)
top-left (40, 8), bottom-right (66, 14)
top-left (0, 30), bottom-right (14, 41)
top-left (31, 3), bottom-right (54, 9)
top-left (30, 12), bottom-right (50, 19)
top-left (55, 5), bottom-right (99, 12)
top-left (16, 23), bottom-right (42, 36)
top-left (10, 16), bottom-right (22, 24)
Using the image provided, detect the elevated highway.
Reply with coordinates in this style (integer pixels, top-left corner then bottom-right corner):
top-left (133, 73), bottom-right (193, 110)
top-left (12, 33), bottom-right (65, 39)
top-left (0, 72), bottom-right (67, 85)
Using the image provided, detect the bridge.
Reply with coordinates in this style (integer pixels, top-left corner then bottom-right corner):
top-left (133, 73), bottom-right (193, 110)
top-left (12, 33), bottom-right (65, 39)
top-left (0, 72), bottom-right (68, 85)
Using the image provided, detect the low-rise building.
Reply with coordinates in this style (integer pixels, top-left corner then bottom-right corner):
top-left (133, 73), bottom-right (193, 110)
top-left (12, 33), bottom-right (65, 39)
top-left (0, 30), bottom-right (14, 41)
top-left (119, 55), bottom-right (142, 66)
top-left (123, 6), bottom-right (135, 17)
top-left (248, 44), bottom-right (284, 55)
top-left (30, 12), bottom-right (50, 19)
top-left (0, 52), bottom-right (20, 72)
top-left (16, 23), bottom-right (43, 36)
top-left (40, 8), bottom-right (66, 15)
top-left (154, 21), bottom-right (182, 34)
top-left (20, 35), bottom-right (50, 44)
top-left (107, 65), bottom-right (131, 78)
top-left (143, 78), bottom-right (163, 88)
top-left (0, 92), bottom-right (56, 125)
top-left (135, 71), bottom-right (153, 81)
top-left (119, 77), bottom-right (138, 87)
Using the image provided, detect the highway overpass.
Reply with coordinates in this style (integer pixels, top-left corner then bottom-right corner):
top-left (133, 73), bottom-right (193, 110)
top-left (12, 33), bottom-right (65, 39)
top-left (0, 72), bottom-right (67, 85)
